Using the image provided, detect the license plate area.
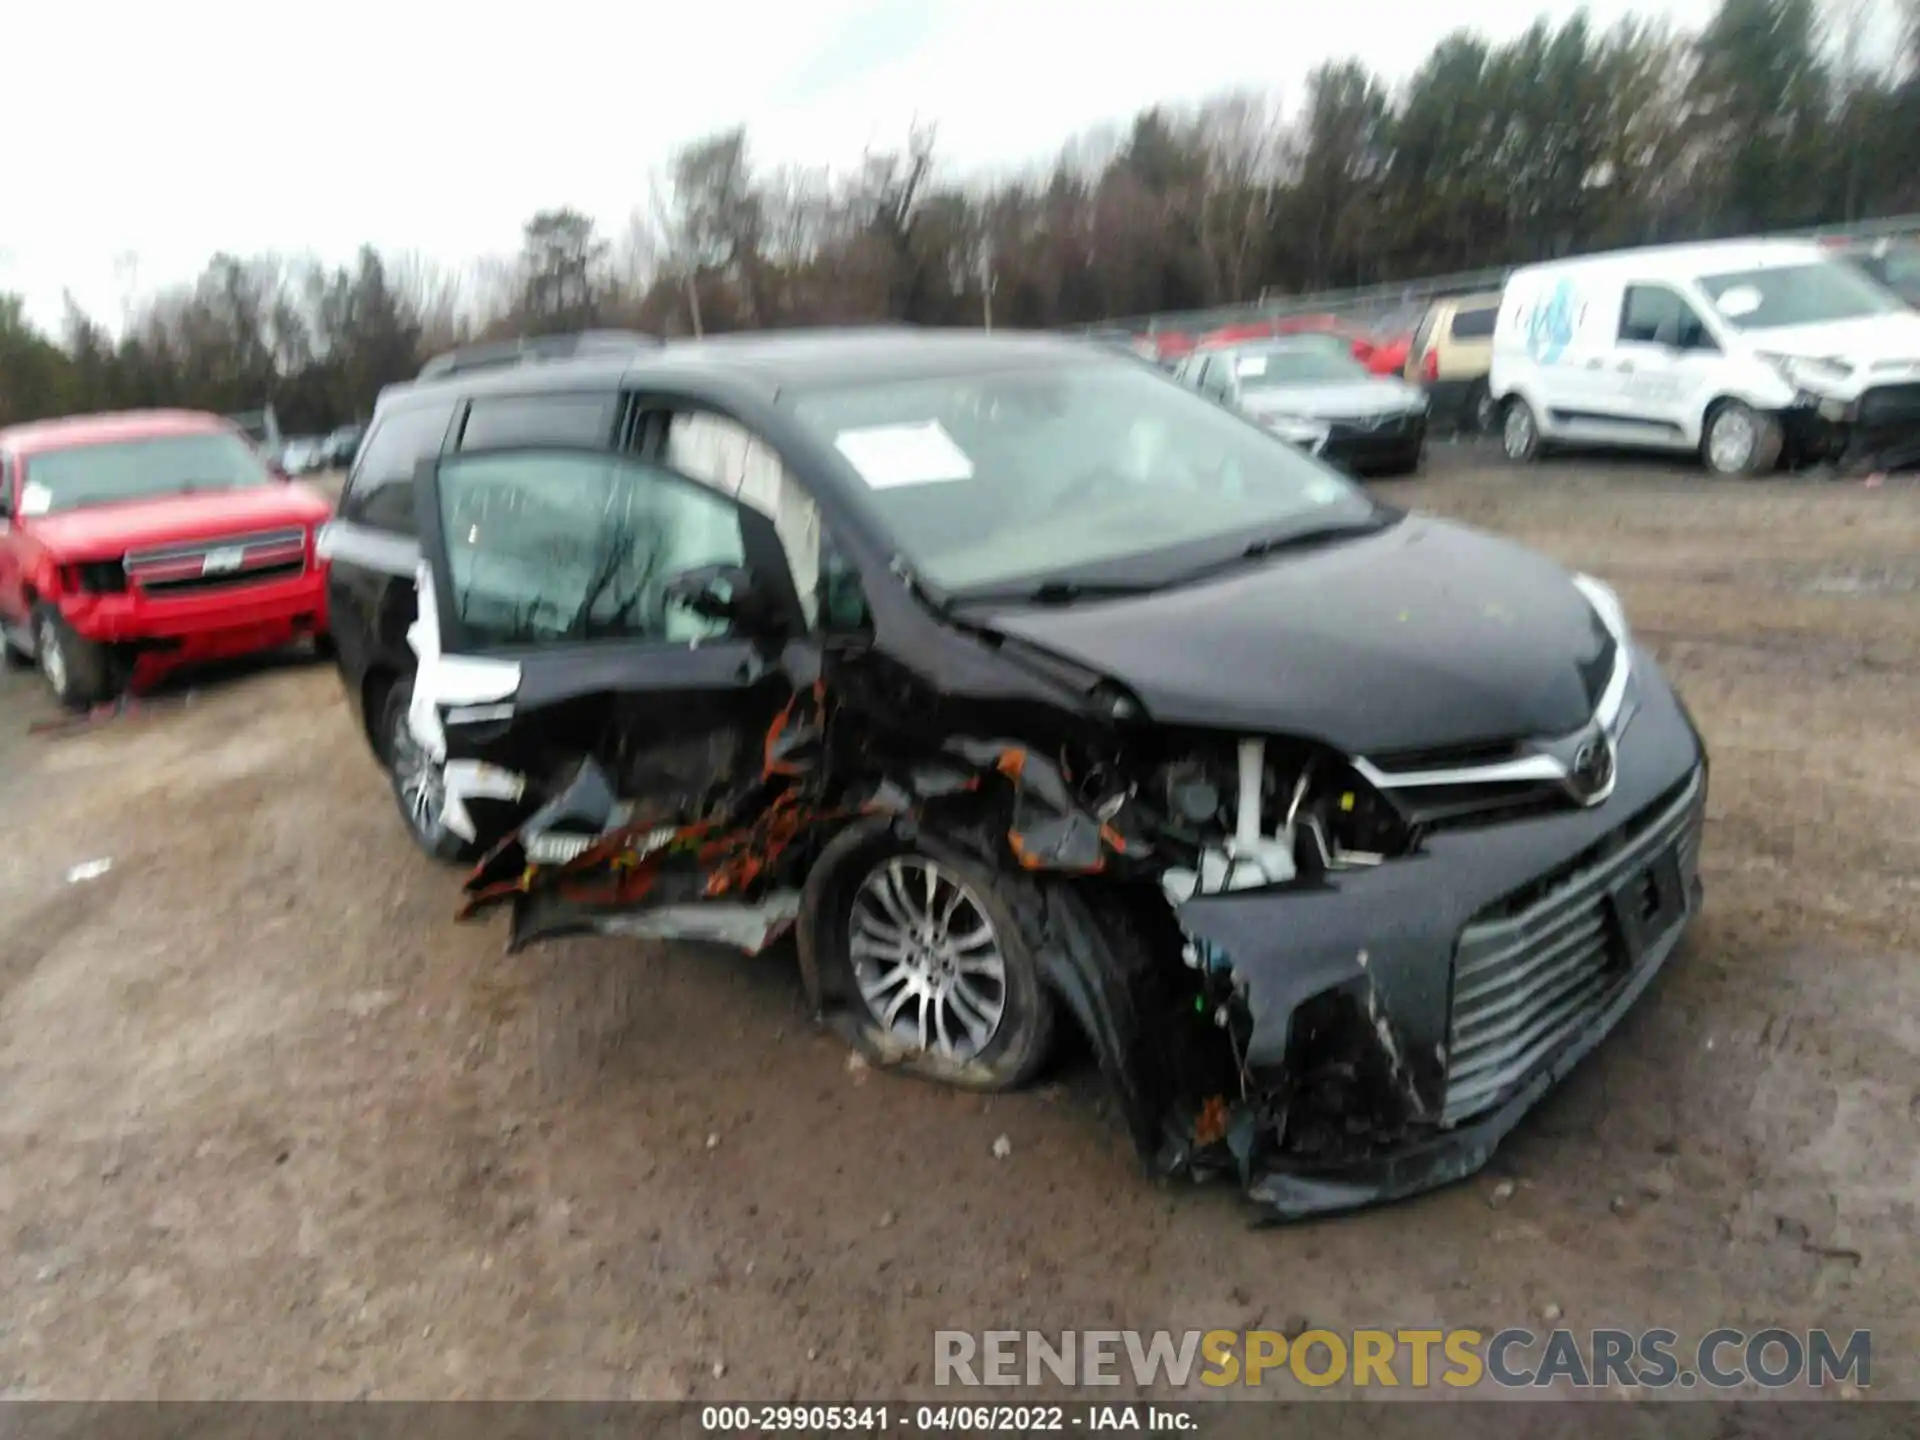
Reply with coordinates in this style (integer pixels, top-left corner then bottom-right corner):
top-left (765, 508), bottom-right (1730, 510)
top-left (1606, 845), bottom-right (1687, 967)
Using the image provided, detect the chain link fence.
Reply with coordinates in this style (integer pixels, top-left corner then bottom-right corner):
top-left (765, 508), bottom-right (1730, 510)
top-left (1081, 211), bottom-right (1920, 343)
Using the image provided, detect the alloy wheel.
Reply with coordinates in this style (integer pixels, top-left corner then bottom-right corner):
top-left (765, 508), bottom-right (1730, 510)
top-left (1503, 403), bottom-right (1535, 460)
top-left (1707, 409), bottom-right (1756, 474)
top-left (848, 856), bottom-right (1008, 1063)
top-left (389, 705), bottom-right (446, 838)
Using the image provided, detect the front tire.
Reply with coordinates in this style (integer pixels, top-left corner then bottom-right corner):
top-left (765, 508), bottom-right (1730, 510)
top-left (809, 831), bottom-right (1055, 1091)
top-left (1501, 397), bottom-right (1544, 463)
top-left (380, 675), bottom-right (474, 863)
top-left (1702, 400), bottom-right (1783, 478)
top-left (33, 605), bottom-right (115, 711)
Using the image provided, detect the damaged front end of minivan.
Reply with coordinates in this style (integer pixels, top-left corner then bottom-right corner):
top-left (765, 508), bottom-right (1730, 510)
top-left (450, 633), bottom-right (1709, 1221)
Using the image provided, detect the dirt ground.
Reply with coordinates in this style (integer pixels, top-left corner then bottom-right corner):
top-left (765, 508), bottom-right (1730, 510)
top-left (0, 447), bottom-right (1915, 1403)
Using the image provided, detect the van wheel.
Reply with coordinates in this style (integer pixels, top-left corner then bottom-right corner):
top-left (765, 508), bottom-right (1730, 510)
top-left (1468, 380), bottom-right (1497, 436)
top-left (380, 676), bottom-right (475, 864)
top-left (33, 604), bottom-right (115, 711)
top-left (1501, 398), bottom-right (1543, 463)
top-left (1702, 401), bottom-right (1783, 478)
top-left (806, 831), bottom-right (1055, 1092)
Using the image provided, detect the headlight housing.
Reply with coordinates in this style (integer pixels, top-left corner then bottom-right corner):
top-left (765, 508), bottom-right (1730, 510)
top-left (1757, 351), bottom-right (1852, 395)
top-left (1261, 414), bottom-right (1332, 450)
top-left (1572, 572), bottom-right (1636, 736)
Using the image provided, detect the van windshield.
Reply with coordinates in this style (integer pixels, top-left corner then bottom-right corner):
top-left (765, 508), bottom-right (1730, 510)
top-left (789, 360), bottom-right (1372, 593)
top-left (1698, 262), bottom-right (1904, 331)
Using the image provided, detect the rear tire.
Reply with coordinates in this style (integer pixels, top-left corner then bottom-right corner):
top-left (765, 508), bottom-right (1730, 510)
top-left (381, 675), bottom-right (475, 864)
top-left (33, 604), bottom-right (115, 711)
top-left (1501, 397), bottom-right (1544, 463)
top-left (1701, 400), bottom-right (1783, 478)
top-left (1467, 378), bottom-right (1497, 436)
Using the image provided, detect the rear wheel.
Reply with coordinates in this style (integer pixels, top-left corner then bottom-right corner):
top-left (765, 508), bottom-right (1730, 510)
top-left (381, 676), bottom-right (474, 863)
top-left (1701, 400), bottom-right (1783, 478)
top-left (1468, 379), bottom-right (1497, 436)
top-left (1501, 397), bottom-right (1544, 463)
top-left (33, 604), bottom-right (115, 710)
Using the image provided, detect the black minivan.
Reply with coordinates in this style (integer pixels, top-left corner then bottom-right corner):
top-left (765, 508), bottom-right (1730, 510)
top-left (319, 326), bottom-right (1708, 1218)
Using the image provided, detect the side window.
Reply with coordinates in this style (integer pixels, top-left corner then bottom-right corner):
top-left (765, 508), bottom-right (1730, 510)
top-left (661, 410), bottom-right (823, 628)
top-left (0, 456), bottom-right (13, 517)
top-left (1449, 306), bottom-right (1497, 341)
top-left (340, 400), bottom-right (457, 534)
top-left (436, 451), bottom-right (744, 649)
top-left (1620, 286), bottom-right (1717, 351)
top-left (457, 392), bottom-right (618, 451)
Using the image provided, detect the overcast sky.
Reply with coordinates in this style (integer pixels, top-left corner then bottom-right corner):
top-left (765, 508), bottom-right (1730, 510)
top-left (5, 0), bottom-right (1726, 332)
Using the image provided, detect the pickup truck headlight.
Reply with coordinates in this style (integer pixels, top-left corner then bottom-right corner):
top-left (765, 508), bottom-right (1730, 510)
top-left (63, 560), bottom-right (129, 595)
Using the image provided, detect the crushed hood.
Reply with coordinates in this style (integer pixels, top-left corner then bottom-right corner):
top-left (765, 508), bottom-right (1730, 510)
top-left (23, 484), bottom-right (331, 560)
top-left (1748, 312), bottom-right (1920, 367)
top-left (977, 516), bottom-right (1611, 755)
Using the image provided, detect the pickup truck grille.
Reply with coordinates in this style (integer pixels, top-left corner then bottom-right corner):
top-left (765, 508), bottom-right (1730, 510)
top-left (124, 528), bottom-right (308, 597)
top-left (1440, 770), bottom-right (1704, 1127)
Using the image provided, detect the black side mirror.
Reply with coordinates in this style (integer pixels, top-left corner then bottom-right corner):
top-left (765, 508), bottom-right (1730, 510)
top-left (663, 562), bottom-right (787, 636)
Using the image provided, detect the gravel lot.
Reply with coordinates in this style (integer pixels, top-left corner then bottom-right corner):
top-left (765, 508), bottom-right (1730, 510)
top-left (0, 448), bottom-right (1914, 1402)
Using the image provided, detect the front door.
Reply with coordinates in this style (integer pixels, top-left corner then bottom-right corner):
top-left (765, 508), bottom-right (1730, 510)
top-left (1603, 284), bottom-right (1726, 443)
top-left (412, 444), bottom-right (813, 949)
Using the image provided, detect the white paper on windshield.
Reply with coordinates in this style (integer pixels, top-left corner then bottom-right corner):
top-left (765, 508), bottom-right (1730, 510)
top-left (834, 420), bottom-right (974, 488)
top-left (1714, 286), bottom-right (1762, 319)
top-left (18, 482), bottom-right (50, 517)
top-left (1235, 355), bottom-right (1268, 377)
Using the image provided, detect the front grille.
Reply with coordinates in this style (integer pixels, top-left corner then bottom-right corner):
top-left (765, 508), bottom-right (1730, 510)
top-left (124, 528), bottom-right (308, 597)
top-left (1328, 411), bottom-right (1412, 441)
top-left (1439, 770), bottom-right (1704, 1126)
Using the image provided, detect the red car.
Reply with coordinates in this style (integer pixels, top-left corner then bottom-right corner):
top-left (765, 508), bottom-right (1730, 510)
top-left (0, 409), bottom-right (333, 709)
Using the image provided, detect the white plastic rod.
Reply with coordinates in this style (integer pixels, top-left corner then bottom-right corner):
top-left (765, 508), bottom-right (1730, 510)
top-left (1235, 738), bottom-right (1265, 848)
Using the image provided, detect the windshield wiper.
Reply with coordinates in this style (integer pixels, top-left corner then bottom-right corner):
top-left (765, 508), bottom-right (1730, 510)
top-left (1174, 510), bottom-right (1401, 583)
top-left (944, 577), bottom-right (1164, 609)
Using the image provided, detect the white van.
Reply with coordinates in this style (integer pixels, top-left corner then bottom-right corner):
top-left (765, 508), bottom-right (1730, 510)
top-left (1488, 239), bottom-right (1920, 475)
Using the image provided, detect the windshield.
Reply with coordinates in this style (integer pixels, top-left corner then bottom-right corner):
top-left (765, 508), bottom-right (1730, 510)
top-left (1230, 341), bottom-right (1369, 388)
top-left (1698, 261), bottom-right (1904, 330)
top-left (21, 432), bottom-right (275, 515)
top-left (790, 360), bottom-right (1372, 593)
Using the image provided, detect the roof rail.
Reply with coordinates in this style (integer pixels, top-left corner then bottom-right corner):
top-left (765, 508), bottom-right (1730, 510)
top-left (416, 329), bottom-right (662, 382)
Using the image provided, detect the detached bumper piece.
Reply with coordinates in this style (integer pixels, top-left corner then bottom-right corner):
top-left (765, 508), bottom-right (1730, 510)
top-left (1441, 772), bottom-right (1703, 1123)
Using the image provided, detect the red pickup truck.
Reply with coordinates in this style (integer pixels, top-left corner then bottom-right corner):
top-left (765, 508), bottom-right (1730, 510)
top-left (0, 409), bottom-right (333, 709)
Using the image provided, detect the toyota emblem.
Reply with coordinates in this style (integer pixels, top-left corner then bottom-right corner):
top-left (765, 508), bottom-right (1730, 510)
top-left (1566, 733), bottom-right (1616, 805)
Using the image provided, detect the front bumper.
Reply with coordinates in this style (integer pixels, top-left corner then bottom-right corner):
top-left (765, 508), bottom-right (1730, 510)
top-left (59, 569), bottom-right (330, 645)
top-left (1321, 413), bottom-right (1427, 474)
top-left (1174, 647), bottom-right (1707, 1218)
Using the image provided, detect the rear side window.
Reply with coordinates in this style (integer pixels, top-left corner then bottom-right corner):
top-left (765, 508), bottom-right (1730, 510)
top-left (457, 392), bottom-right (618, 452)
top-left (1449, 306), bottom-right (1497, 340)
top-left (340, 400), bottom-right (458, 534)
